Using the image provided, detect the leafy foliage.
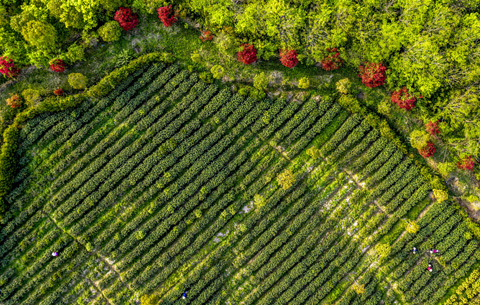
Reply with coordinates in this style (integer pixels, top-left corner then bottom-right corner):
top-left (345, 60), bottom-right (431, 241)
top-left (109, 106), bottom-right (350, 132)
top-left (237, 44), bottom-right (257, 65)
top-left (157, 5), bottom-right (177, 27)
top-left (391, 87), bottom-right (417, 110)
top-left (457, 156), bottom-right (475, 171)
top-left (98, 21), bottom-right (123, 42)
top-left (49, 59), bottom-right (66, 73)
top-left (426, 121), bottom-right (440, 136)
top-left (0, 56), bottom-right (20, 78)
top-left (279, 49), bottom-right (298, 68)
top-left (114, 7), bottom-right (139, 31)
top-left (419, 142), bottom-right (436, 158)
top-left (320, 48), bottom-right (342, 71)
top-left (5, 94), bottom-right (22, 108)
top-left (68, 73), bottom-right (88, 89)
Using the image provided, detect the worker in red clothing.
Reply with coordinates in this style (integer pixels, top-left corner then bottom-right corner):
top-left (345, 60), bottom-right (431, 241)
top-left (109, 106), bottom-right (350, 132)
top-left (427, 263), bottom-right (433, 272)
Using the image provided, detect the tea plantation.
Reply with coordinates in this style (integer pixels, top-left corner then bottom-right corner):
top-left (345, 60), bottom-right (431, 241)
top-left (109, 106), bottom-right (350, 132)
top-left (1, 63), bottom-right (479, 305)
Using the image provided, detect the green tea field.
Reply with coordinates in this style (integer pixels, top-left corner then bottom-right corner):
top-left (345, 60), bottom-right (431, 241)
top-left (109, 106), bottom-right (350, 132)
top-left (1, 63), bottom-right (479, 305)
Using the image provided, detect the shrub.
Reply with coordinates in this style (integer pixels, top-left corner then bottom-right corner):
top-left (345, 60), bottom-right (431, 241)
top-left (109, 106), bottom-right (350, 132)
top-left (306, 146), bottom-right (321, 159)
top-left (298, 77), bottom-right (310, 89)
top-left (320, 48), bottom-right (342, 71)
top-left (65, 43), bottom-right (85, 64)
top-left (53, 88), bottom-right (64, 96)
top-left (277, 169), bottom-right (295, 190)
top-left (409, 129), bottom-right (430, 151)
top-left (6, 94), bottom-right (22, 108)
top-left (199, 30), bottom-right (213, 42)
top-left (376, 243), bottom-right (391, 258)
top-left (98, 21), bottom-right (122, 42)
top-left (391, 87), bottom-right (416, 110)
top-left (157, 5), bottom-right (177, 27)
top-left (68, 73), bottom-right (88, 89)
top-left (141, 294), bottom-right (160, 305)
top-left (419, 142), bottom-right (436, 158)
top-left (21, 20), bottom-right (57, 50)
top-left (237, 44), bottom-right (257, 64)
top-left (405, 220), bottom-right (419, 234)
top-left (49, 59), bottom-right (66, 72)
top-left (433, 189), bottom-right (448, 203)
top-left (253, 72), bottom-right (269, 91)
top-left (250, 88), bottom-right (266, 100)
top-left (210, 65), bottom-right (224, 79)
top-left (0, 56), bottom-right (20, 78)
top-left (22, 89), bottom-right (41, 106)
top-left (437, 162), bottom-right (455, 177)
top-left (426, 121), bottom-right (440, 135)
top-left (457, 156), bottom-right (475, 171)
top-left (358, 62), bottom-right (387, 88)
top-left (199, 71), bottom-right (214, 83)
top-left (279, 49), bottom-right (298, 68)
top-left (114, 7), bottom-right (139, 31)
top-left (352, 283), bottom-right (366, 294)
top-left (336, 78), bottom-right (352, 94)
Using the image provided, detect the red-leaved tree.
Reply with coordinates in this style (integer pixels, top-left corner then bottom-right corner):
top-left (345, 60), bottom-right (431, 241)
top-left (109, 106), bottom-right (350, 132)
top-left (0, 56), bottom-right (20, 78)
top-left (358, 62), bottom-right (387, 88)
top-left (114, 7), bottom-right (139, 31)
top-left (426, 121), bottom-right (440, 136)
top-left (157, 5), bottom-right (177, 27)
top-left (391, 87), bottom-right (417, 110)
top-left (457, 156), bottom-right (475, 171)
top-left (199, 30), bottom-right (213, 42)
top-left (320, 48), bottom-right (342, 71)
top-left (50, 59), bottom-right (66, 73)
top-left (237, 44), bottom-right (257, 65)
top-left (54, 88), bottom-right (64, 96)
top-left (419, 142), bottom-right (436, 158)
top-left (280, 49), bottom-right (298, 68)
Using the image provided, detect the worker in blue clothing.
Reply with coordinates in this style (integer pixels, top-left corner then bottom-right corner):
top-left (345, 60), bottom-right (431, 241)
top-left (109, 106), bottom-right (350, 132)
top-left (182, 291), bottom-right (188, 299)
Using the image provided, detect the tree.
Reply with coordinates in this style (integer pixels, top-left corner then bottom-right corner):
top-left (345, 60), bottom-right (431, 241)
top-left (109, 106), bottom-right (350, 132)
top-left (0, 56), bottom-right (20, 78)
top-left (419, 142), bottom-right (436, 158)
top-left (437, 162), bottom-right (455, 177)
top-left (199, 30), bottom-right (213, 42)
top-left (336, 78), bottom-right (352, 95)
top-left (433, 189), bottom-right (448, 203)
top-left (409, 130), bottom-right (430, 151)
top-left (352, 282), bottom-right (366, 294)
top-left (210, 65), bottom-right (224, 79)
top-left (253, 72), bottom-right (269, 91)
top-left (6, 94), bottom-right (22, 108)
top-left (98, 21), bottom-right (122, 42)
top-left (49, 59), bottom-right (66, 72)
top-left (405, 220), bottom-right (419, 234)
top-left (279, 49), bottom-right (298, 68)
top-left (114, 7), bottom-right (139, 31)
top-left (426, 121), bottom-right (440, 135)
top-left (320, 48), bottom-right (342, 71)
top-left (306, 146), bottom-right (321, 159)
top-left (298, 77), bottom-right (310, 89)
top-left (157, 5), bottom-right (177, 27)
top-left (457, 156), bottom-right (475, 171)
top-left (237, 44), bottom-right (257, 64)
top-left (21, 20), bottom-right (57, 50)
top-left (22, 89), bottom-right (41, 107)
top-left (53, 88), bottom-right (64, 96)
top-left (358, 62), bottom-right (387, 88)
top-left (376, 243), bottom-right (391, 258)
top-left (391, 87), bottom-right (417, 110)
top-left (140, 294), bottom-right (160, 305)
top-left (68, 73), bottom-right (88, 89)
top-left (277, 169), bottom-right (295, 190)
